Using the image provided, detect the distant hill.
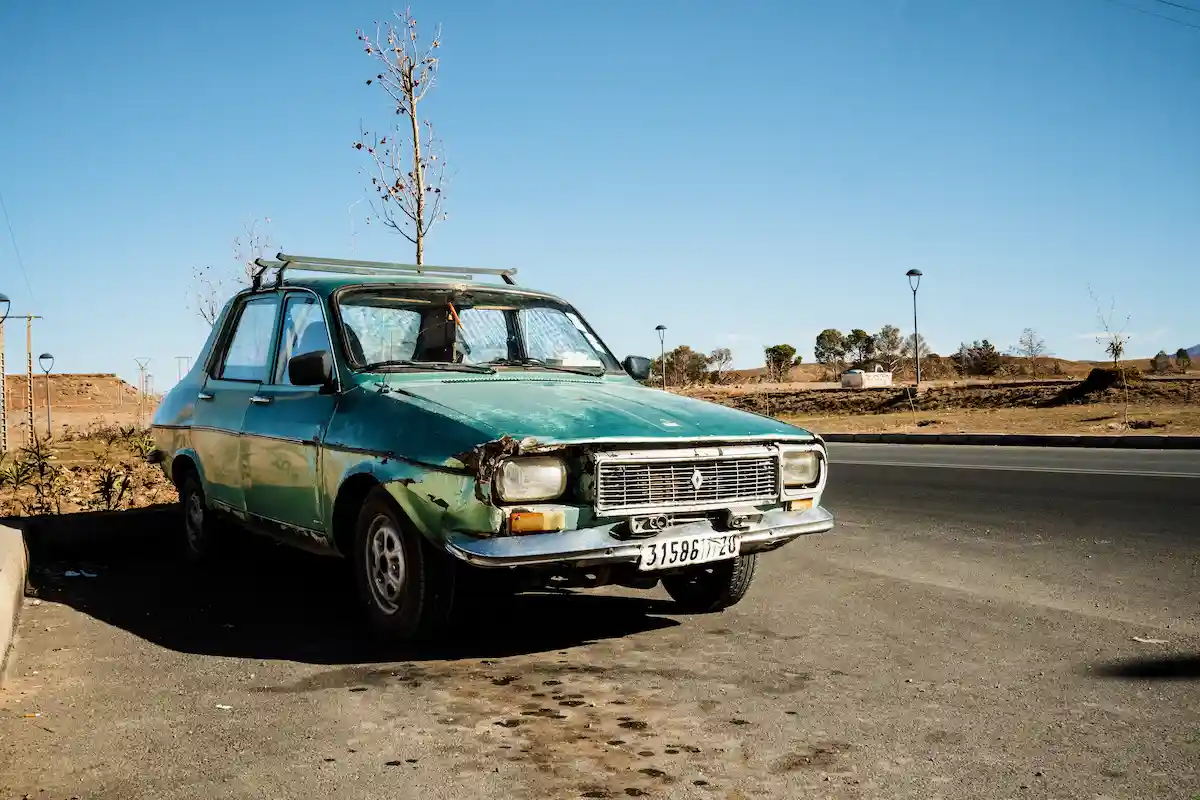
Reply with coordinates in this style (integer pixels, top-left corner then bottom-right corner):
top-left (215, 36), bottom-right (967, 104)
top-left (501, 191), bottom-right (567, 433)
top-left (1188, 344), bottom-right (1200, 358)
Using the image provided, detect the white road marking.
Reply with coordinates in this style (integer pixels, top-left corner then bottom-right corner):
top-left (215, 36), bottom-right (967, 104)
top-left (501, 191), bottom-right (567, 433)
top-left (831, 460), bottom-right (1200, 479)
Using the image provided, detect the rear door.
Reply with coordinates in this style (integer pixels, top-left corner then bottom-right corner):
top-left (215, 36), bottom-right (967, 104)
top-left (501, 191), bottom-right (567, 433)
top-left (191, 292), bottom-right (282, 514)
top-left (240, 290), bottom-right (339, 533)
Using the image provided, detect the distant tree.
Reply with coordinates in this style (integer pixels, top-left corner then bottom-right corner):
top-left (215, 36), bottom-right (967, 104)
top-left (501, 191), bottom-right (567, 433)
top-left (954, 340), bottom-right (1002, 376)
top-left (814, 329), bottom-right (847, 372)
top-left (191, 216), bottom-right (274, 326)
top-left (354, 8), bottom-right (448, 266)
top-left (902, 333), bottom-right (931, 362)
top-left (1089, 286), bottom-right (1130, 368)
top-left (651, 345), bottom-right (710, 387)
top-left (1013, 328), bottom-right (1048, 377)
top-left (1176, 347), bottom-right (1192, 373)
top-left (707, 347), bottom-right (734, 384)
top-left (844, 328), bottom-right (876, 366)
top-left (764, 344), bottom-right (798, 382)
top-left (1151, 350), bottom-right (1172, 375)
top-left (874, 324), bottom-right (903, 373)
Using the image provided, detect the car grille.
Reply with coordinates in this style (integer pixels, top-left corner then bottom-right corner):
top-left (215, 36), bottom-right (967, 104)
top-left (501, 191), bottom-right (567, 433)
top-left (596, 456), bottom-right (779, 512)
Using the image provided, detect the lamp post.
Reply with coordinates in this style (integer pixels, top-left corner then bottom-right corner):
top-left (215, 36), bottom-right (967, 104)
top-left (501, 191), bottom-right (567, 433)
top-left (655, 325), bottom-right (667, 390)
top-left (0, 293), bottom-right (9, 452)
top-left (906, 269), bottom-right (923, 388)
top-left (38, 353), bottom-right (53, 439)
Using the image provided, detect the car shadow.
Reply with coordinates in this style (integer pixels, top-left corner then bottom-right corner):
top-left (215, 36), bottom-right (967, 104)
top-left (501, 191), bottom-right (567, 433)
top-left (15, 507), bottom-right (681, 666)
top-left (1089, 654), bottom-right (1200, 681)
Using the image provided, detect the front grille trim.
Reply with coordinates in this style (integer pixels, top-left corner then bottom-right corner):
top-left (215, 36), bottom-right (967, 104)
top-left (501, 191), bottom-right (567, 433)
top-left (594, 453), bottom-right (780, 514)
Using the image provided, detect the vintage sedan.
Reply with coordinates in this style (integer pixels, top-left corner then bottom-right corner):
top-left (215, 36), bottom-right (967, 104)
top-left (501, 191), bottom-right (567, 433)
top-left (151, 254), bottom-right (835, 641)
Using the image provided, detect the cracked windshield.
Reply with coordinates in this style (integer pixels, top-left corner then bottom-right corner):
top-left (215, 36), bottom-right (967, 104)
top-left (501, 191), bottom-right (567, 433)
top-left (1, 2), bottom-right (1196, 800)
top-left (338, 288), bottom-right (620, 373)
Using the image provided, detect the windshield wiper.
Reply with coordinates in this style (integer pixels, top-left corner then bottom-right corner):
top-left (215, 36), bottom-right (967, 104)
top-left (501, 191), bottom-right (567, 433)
top-left (359, 359), bottom-right (497, 374)
top-left (485, 357), bottom-right (605, 376)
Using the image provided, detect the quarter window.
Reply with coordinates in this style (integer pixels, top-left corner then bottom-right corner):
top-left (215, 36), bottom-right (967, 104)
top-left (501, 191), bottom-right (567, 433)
top-left (217, 295), bottom-right (280, 382)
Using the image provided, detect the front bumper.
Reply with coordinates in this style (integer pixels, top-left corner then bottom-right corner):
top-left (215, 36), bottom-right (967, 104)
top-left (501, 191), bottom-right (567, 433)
top-left (443, 505), bottom-right (835, 569)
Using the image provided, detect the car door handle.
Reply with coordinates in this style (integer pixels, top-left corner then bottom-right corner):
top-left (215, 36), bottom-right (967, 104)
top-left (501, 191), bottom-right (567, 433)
top-left (197, 392), bottom-right (214, 401)
top-left (249, 395), bottom-right (272, 405)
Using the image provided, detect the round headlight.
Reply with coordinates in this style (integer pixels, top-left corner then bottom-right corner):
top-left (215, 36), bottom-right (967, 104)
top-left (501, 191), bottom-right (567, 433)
top-left (780, 449), bottom-right (820, 488)
top-left (495, 456), bottom-right (568, 502)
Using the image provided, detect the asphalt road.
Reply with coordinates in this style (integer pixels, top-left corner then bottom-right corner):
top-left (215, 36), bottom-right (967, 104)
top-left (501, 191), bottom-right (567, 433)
top-left (2, 446), bottom-right (1198, 800)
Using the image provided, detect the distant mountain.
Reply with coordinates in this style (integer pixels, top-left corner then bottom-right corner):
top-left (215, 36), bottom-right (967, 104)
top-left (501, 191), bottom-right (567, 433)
top-left (1188, 344), bottom-right (1200, 358)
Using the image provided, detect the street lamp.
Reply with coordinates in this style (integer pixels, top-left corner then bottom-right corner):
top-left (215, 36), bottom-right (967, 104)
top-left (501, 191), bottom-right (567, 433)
top-left (906, 269), bottom-right (923, 388)
top-left (655, 325), bottom-right (667, 390)
top-left (38, 352), bottom-right (54, 439)
top-left (0, 294), bottom-right (10, 324)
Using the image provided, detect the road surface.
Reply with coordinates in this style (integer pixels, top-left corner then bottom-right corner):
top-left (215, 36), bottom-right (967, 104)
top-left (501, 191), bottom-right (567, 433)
top-left (2, 445), bottom-right (1197, 800)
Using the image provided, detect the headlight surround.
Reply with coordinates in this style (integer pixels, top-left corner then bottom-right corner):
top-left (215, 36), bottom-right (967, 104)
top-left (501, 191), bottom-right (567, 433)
top-left (780, 447), bottom-right (821, 488)
top-left (495, 456), bottom-right (568, 502)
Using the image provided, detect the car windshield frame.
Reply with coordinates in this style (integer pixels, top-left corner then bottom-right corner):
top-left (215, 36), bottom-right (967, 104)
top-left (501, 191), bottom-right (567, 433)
top-left (330, 284), bottom-right (626, 375)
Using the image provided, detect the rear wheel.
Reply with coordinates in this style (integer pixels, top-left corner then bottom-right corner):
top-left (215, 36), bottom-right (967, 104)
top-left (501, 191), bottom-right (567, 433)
top-left (178, 471), bottom-right (223, 564)
top-left (661, 554), bottom-right (757, 613)
top-left (352, 485), bottom-right (457, 642)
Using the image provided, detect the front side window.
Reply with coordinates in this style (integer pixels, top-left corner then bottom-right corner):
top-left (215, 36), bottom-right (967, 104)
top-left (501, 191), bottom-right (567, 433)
top-left (336, 287), bottom-right (620, 374)
top-left (273, 294), bottom-right (331, 385)
top-left (217, 294), bottom-right (280, 382)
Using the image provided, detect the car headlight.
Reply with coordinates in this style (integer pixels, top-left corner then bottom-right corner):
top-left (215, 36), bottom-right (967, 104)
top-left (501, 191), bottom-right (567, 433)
top-left (780, 448), bottom-right (821, 488)
top-left (495, 456), bottom-right (568, 502)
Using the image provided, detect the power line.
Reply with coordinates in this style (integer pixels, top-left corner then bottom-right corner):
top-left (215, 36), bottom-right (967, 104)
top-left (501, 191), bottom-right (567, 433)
top-left (1149, 0), bottom-right (1200, 14)
top-left (0, 187), bottom-right (36, 304)
top-left (1102, 0), bottom-right (1200, 29)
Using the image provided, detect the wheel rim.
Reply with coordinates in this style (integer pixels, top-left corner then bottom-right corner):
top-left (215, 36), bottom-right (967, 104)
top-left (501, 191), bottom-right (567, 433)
top-left (365, 514), bottom-right (406, 614)
top-left (185, 490), bottom-right (205, 552)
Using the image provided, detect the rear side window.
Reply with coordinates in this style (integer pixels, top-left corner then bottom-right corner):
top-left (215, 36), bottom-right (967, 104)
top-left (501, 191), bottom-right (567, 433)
top-left (218, 295), bottom-right (280, 381)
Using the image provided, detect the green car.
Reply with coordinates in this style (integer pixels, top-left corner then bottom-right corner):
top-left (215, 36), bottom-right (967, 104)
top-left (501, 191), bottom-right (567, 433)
top-left (151, 254), bottom-right (834, 641)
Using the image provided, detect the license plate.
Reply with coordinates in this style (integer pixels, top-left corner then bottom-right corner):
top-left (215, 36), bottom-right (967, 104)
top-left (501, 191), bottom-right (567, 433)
top-left (638, 533), bottom-right (740, 572)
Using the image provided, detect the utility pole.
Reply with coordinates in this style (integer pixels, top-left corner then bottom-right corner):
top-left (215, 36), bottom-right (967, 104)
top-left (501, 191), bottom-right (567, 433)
top-left (175, 355), bottom-right (190, 381)
top-left (7, 314), bottom-right (44, 445)
top-left (134, 358), bottom-right (150, 428)
top-left (0, 319), bottom-right (6, 453)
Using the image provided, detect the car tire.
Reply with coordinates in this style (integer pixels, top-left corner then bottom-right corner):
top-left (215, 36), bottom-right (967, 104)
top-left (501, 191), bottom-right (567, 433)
top-left (179, 471), bottom-right (224, 564)
top-left (661, 554), bottom-right (757, 613)
top-left (352, 485), bottom-right (457, 642)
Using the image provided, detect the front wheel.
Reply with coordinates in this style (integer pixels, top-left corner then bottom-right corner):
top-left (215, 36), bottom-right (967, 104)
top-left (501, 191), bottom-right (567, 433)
top-left (352, 486), bottom-right (456, 642)
top-left (661, 554), bottom-right (757, 613)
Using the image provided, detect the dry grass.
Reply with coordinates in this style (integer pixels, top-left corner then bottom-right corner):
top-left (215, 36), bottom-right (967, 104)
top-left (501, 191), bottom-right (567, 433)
top-left (781, 403), bottom-right (1200, 437)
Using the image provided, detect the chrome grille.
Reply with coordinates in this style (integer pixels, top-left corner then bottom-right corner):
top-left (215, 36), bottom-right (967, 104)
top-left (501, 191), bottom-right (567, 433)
top-left (596, 456), bottom-right (779, 512)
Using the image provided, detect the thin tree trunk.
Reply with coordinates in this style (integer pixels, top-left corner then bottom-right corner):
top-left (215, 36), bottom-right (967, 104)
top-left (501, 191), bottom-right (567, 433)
top-left (409, 65), bottom-right (425, 267)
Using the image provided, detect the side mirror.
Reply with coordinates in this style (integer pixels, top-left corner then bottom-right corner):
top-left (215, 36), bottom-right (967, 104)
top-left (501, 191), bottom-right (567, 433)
top-left (622, 355), bottom-right (653, 382)
top-left (288, 350), bottom-right (335, 390)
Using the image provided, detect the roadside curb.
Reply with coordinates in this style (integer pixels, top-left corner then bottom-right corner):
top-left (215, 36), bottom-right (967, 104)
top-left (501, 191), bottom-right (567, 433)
top-left (820, 433), bottom-right (1200, 449)
top-left (0, 524), bottom-right (29, 686)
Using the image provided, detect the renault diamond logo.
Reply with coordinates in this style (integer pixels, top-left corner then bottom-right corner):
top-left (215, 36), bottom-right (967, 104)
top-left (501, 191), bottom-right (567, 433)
top-left (690, 468), bottom-right (705, 491)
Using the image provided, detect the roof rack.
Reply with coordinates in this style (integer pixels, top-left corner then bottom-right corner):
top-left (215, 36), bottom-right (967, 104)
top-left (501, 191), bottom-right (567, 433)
top-left (251, 252), bottom-right (518, 290)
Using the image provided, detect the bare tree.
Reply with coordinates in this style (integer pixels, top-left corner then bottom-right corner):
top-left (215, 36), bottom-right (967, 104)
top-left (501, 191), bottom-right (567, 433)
top-left (707, 347), bottom-right (734, 384)
top-left (191, 217), bottom-right (274, 326)
top-left (1088, 286), bottom-right (1132, 427)
top-left (874, 324), bottom-right (904, 374)
top-left (354, 8), bottom-right (448, 266)
top-left (1013, 328), bottom-right (1048, 377)
top-left (1089, 286), bottom-right (1130, 369)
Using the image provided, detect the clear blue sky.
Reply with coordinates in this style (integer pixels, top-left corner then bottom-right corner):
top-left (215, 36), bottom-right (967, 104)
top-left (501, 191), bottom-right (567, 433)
top-left (1, 0), bottom-right (1197, 389)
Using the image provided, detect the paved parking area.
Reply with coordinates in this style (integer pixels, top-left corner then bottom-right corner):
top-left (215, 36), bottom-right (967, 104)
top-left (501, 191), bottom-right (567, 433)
top-left (2, 462), bottom-right (1198, 799)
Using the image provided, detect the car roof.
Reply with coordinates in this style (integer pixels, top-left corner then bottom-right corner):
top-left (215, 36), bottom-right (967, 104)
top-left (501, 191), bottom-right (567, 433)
top-left (274, 273), bottom-right (570, 304)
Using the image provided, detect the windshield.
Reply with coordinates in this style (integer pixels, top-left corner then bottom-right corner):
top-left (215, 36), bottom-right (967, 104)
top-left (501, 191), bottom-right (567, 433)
top-left (335, 286), bottom-right (623, 374)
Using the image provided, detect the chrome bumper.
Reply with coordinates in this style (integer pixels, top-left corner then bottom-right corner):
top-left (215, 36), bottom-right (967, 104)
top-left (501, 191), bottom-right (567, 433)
top-left (444, 506), bottom-right (835, 569)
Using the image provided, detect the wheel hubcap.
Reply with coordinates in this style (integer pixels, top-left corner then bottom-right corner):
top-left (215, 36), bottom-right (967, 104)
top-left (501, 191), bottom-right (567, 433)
top-left (185, 491), bottom-right (205, 551)
top-left (366, 515), bottom-right (406, 614)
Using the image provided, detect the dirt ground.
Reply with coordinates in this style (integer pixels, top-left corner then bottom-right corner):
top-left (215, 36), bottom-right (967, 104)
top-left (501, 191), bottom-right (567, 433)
top-left (780, 403), bottom-right (1200, 436)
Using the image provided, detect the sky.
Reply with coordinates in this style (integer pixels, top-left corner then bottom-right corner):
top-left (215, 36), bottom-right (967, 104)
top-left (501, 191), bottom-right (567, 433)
top-left (1, 0), bottom-right (1198, 390)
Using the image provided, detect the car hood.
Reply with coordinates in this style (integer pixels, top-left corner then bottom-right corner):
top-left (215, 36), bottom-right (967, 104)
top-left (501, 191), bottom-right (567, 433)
top-left (386, 376), bottom-right (814, 445)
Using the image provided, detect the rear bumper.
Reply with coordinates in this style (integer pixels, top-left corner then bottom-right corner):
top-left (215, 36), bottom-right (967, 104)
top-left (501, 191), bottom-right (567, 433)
top-left (443, 506), bottom-right (835, 569)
